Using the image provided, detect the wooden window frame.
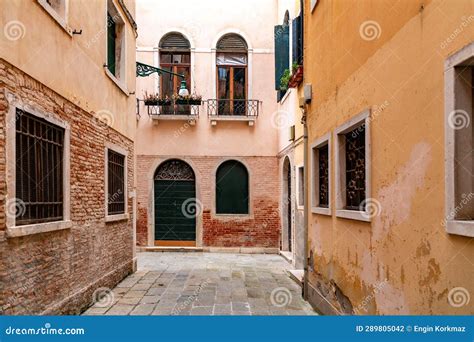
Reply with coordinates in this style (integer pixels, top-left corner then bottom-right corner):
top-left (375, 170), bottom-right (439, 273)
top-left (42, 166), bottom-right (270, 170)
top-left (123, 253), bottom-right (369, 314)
top-left (216, 62), bottom-right (248, 115)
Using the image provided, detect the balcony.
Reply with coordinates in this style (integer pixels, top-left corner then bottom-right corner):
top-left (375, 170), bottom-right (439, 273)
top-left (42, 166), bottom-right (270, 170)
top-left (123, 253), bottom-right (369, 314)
top-left (206, 99), bottom-right (260, 126)
top-left (145, 99), bottom-right (201, 125)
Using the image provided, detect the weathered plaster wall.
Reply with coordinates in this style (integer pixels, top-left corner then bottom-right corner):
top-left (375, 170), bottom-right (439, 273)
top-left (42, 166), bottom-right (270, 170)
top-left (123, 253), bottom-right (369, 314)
top-left (306, 0), bottom-right (473, 314)
top-left (0, 0), bottom-right (137, 140)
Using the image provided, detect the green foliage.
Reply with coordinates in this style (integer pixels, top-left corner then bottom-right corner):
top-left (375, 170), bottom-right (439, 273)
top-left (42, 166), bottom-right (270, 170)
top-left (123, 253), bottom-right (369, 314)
top-left (280, 68), bottom-right (291, 90)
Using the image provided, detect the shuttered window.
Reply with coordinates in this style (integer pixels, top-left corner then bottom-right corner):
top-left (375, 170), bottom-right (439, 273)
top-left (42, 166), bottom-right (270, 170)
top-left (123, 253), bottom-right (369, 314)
top-left (274, 24), bottom-right (290, 90)
top-left (292, 14), bottom-right (303, 65)
top-left (15, 109), bottom-right (64, 225)
top-left (107, 149), bottom-right (125, 215)
top-left (107, 13), bottom-right (116, 76)
top-left (216, 160), bottom-right (249, 214)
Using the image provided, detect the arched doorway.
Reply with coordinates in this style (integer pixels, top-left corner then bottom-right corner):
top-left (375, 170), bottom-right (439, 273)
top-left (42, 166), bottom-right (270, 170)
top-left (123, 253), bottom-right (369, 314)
top-left (282, 157), bottom-right (292, 253)
top-left (154, 159), bottom-right (196, 246)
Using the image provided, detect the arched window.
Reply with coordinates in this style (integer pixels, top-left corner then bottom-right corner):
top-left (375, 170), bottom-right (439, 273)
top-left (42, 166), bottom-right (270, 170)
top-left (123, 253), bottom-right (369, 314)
top-left (216, 34), bottom-right (248, 115)
top-left (159, 32), bottom-right (191, 113)
top-left (216, 160), bottom-right (249, 214)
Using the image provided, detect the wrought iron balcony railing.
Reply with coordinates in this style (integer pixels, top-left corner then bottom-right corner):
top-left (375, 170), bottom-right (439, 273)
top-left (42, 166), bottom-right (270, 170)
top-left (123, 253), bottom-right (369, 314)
top-left (206, 99), bottom-right (260, 117)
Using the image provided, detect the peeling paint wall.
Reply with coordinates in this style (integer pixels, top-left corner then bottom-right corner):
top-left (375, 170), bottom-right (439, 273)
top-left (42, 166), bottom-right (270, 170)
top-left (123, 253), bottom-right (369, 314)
top-left (305, 0), bottom-right (474, 314)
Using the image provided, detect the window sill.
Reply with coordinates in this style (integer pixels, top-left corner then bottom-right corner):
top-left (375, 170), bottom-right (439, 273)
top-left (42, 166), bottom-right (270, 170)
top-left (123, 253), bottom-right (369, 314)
top-left (105, 213), bottom-right (129, 223)
top-left (312, 207), bottom-right (331, 216)
top-left (210, 116), bottom-right (256, 126)
top-left (297, 205), bottom-right (304, 211)
top-left (7, 220), bottom-right (73, 238)
top-left (215, 213), bottom-right (251, 219)
top-left (37, 0), bottom-right (73, 36)
top-left (336, 209), bottom-right (371, 222)
top-left (446, 220), bottom-right (474, 238)
top-left (104, 69), bottom-right (130, 96)
top-left (280, 88), bottom-right (291, 104)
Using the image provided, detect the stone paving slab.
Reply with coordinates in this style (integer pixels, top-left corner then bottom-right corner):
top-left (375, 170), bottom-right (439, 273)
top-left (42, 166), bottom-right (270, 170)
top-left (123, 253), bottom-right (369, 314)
top-left (82, 252), bottom-right (316, 316)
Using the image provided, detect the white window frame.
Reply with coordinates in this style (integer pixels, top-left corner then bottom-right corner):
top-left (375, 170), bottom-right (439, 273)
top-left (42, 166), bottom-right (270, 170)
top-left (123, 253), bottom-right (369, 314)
top-left (311, 133), bottom-right (331, 216)
top-left (334, 109), bottom-right (371, 222)
top-left (37, 0), bottom-right (72, 36)
top-left (105, 143), bottom-right (129, 222)
top-left (296, 164), bottom-right (304, 210)
top-left (5, 90), bottom-right (72, 238)
top-left (105, 0), bottom-right (129, 95)
top-left (444, 41), bottom-right (474, 238)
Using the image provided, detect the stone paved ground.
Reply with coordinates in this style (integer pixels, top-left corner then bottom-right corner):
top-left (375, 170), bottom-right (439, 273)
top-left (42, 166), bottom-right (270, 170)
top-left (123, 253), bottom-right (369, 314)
top-left (83, 252), bottom-right (316, 316)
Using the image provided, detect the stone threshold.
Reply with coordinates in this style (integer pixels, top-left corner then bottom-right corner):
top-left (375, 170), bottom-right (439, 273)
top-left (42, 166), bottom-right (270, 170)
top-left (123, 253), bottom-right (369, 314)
top-left (288, 269), bottom-right (304, 287)
top-left (136, 246), bottom-right (279, 254)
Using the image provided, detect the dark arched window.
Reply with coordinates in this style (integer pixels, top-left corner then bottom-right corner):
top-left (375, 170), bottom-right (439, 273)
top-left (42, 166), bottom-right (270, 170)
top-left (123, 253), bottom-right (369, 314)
top-left (216, 160), bottom-right (249, 214)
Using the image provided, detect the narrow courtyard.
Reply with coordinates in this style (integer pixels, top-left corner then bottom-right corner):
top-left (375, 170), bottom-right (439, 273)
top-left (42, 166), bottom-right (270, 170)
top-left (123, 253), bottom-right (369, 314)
top-left (83, 253), bottom-right (315, 316)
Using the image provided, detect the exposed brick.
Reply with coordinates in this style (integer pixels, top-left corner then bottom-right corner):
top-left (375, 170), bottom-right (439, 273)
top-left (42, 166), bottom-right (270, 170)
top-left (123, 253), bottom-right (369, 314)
top-left (0, 59), bottom-right (135, 315)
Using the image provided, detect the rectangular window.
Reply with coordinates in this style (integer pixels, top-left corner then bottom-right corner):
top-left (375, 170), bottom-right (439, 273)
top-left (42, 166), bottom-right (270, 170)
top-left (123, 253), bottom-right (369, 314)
top-left (345, 126), bottom-right (366, 210)
top-left (216, 53), bottom-right (247, 115)
top-left (335, 110), bottom-right (370, 221)
top-left (107, 149), bottom-right (125, 215)
top-left (106, 1), bottom-right (125, 81)
top-left (444, 44), bottom-right (474, 237)
top-left (297, 166), bottom-right (304, 208)
top-left (318, 144), bottom-right (329, 208)
top-left (311, 134), bottom-right (331, 215)
top-left (15, 109), bottom-right (64, 225)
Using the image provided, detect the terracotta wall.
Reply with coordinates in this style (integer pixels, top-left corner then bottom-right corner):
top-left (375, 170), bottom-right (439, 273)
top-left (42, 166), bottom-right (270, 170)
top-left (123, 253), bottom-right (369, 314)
top-left (305, 0), bottom-right (474, 314)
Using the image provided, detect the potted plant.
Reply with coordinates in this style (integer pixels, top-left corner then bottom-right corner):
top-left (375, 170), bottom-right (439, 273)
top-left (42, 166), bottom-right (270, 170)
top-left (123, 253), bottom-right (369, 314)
top-left (280, 68), bottom-right (291, 91)
top-left (174, 93), bottom-right (203, 105)
top-left (289, 61), bottom-right (304, 88)
top-left (143, 92), bottom-right (171, 106)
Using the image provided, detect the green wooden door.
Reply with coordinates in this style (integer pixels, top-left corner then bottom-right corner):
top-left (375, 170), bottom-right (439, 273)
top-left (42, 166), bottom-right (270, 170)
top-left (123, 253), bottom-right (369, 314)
top-left (154, 160), bottom-right (196, 242)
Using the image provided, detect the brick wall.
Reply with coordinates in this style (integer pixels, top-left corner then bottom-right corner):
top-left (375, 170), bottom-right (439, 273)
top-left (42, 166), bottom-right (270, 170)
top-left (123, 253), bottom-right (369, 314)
top-left (136, 155), bottom-right (280, 248)
top-left (0, 59), bottom-right (135, 315)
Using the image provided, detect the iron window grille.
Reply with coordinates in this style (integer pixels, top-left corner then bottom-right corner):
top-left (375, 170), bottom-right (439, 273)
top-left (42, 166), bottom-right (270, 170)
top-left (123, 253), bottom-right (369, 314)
top-left (318, 144), bottom-right (329, 208)
top-left (345, 126), bottom-right (366, 210)
top-left (15, 109), bottom-right (64, 225)
top-left (107, 149), bottom-right (125, 215)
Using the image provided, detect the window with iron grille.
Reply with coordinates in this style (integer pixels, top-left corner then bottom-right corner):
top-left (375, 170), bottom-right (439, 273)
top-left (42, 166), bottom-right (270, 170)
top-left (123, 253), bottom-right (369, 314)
top-left (345, 126), bottom-right (366, 210)
top-left (107, 149), bottom-right (125, 215)
top-left (15, 109), bottom-right (64, 225)
top-left (318, 144), bottom-right (329, 208)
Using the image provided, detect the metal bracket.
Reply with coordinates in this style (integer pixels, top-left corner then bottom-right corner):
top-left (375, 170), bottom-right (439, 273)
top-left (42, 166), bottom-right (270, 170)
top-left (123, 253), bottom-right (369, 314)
top-left (136, 62), bottom-right (185, 79)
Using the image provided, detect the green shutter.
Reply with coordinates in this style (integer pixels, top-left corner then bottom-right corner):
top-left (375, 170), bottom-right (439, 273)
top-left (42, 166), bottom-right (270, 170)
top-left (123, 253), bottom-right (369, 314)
top-left (107, 13), bottom-right (116, 76)
top-left (274, 25), bottom-right (289, 90)
top-left (216, 161), bottom-right (249, 214)
top-left (292, 15), bottom-right (303, 65)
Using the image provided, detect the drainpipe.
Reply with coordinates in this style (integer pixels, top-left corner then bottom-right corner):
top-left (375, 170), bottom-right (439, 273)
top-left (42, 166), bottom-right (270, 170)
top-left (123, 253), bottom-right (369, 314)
top-left (300, 98), bottom-right (309, 300)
